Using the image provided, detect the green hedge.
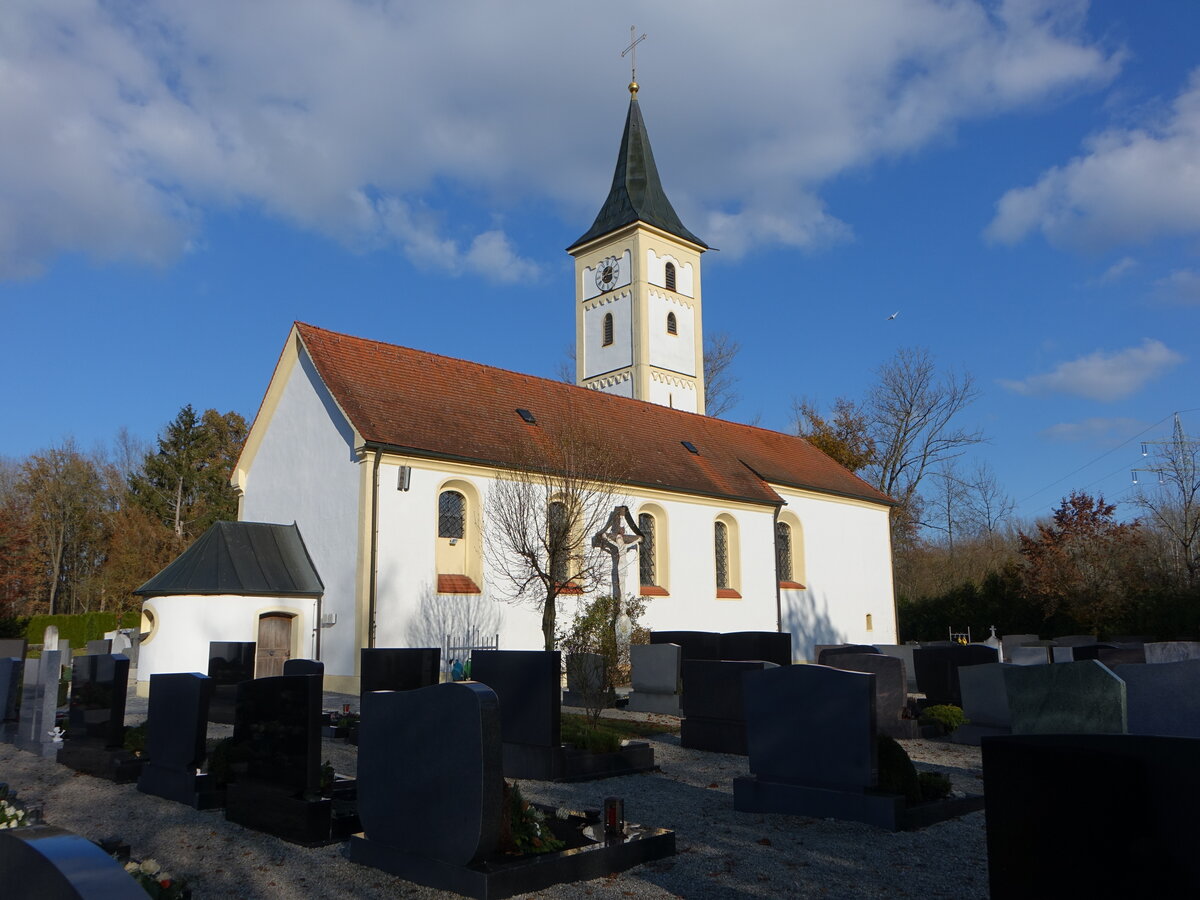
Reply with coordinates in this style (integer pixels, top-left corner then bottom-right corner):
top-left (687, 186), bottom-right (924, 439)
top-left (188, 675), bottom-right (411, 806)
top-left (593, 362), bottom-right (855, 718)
top-left (24, 612), bottom-right (130, 648)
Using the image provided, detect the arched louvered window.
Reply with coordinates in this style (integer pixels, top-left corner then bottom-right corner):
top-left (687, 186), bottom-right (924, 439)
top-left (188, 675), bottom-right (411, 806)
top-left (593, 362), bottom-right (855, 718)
top-left (665, 262), bottom-right (676, 292)
top-left (438, 490), bottom-right (465, 539)
top-left (667, 312), bottom-right (677, 335)
top-left (638, 513), bottom-right (656, 586)
top-left (603, 312), bottom-right (614, 346)
top-left (714, 521), bottom-right (730, 590)
top-left (775, 522), bottom-right (793, 583)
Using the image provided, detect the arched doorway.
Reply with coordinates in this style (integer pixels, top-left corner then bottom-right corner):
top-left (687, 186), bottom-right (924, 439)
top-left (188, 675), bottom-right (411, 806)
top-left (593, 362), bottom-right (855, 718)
top-left (256, 613), bottom-right (294, 678)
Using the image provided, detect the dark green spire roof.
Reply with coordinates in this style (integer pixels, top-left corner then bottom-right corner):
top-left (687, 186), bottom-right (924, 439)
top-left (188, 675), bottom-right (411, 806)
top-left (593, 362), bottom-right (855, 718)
top-left (568, 92), bottom-right (707, 253)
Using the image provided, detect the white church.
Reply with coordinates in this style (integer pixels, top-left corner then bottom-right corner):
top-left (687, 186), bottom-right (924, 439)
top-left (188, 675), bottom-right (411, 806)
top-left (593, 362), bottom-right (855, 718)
top-left (137, 82), bottom-right (897, 695)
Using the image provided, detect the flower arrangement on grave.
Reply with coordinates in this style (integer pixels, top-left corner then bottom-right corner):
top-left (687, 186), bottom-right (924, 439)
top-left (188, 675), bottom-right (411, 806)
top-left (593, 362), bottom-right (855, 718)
top-left (123, 857), bottom-right (190, 900)
top-left (124, 721), bottom-right (150, 756)
top-left (497, 782), bottom-right (565, 855)
top-left (0, 797), bottom-right (29, 829)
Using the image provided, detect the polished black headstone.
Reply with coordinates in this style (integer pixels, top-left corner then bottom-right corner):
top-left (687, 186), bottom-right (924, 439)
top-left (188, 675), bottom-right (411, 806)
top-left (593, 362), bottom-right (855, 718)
top-left (145, 673), bottom-right (212, 772)
top-left (66, 654), bottom-right (129, 747)
top-left (823, 652), bottom-right (911, 737)
top-left (744, 664), bottom-right (876, 789)
top-left (720, 631), bottom-right (792, 666)
top-left (358, 682), bottom-right (503, 866)
top-left (360, 648), bottom-right (440, 695)
top-left (563, 652), bottom-right (614, 708)
top-left (86, 639), bottom-right (112, 655)
top-left (681, 659), bottom-right (777, 754)
top-left (231, 673), bottom-right (322, 794)
top-left (0, 639), bottom-right (27, 660)
top-left (650, 631), bottom-right (721, 660)
top-left (912, 644), bottom-right (998, 706)
top-left (983, 734), bottom-right (1200, 897)
top-left (816, 644), bottom-right (881, 666)
top-left (0, 658), bottom-right (21, 721)
top-left (283, 658), bottom-right (325, 677)
top-left (470, 650), bottom-right (560, 747)
top-left (0, 824), bottom-right (146, 899)
top-left (1117, 659), bottom-right (1200, 738)
top-left (208, 641), bottom-right (256, 684)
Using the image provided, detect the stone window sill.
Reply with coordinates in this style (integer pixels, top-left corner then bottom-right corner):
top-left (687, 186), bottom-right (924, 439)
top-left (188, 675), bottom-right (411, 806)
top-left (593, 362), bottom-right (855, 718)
top-left (716, 588), bottom-right (742, 599)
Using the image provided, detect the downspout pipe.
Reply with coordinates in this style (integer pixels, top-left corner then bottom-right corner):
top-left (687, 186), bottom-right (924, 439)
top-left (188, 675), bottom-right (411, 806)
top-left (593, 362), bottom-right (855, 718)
top-left (772, 502), bottom-right (784, 635)
top-left (368, 448), bottom-right (382, 649)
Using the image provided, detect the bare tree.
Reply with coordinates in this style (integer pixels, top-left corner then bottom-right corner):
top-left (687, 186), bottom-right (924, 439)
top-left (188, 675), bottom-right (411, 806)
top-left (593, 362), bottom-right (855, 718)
top-left (960, 461), bottom-right (1015, 539)
top-left (484, 416), bottom-right (629, 651)
top-left (703, 331), bottom-right (740, 418)
top-left (1132, 414), bottom-right (1200, 585)
top-left (865, 347), bottom-right (983, 541)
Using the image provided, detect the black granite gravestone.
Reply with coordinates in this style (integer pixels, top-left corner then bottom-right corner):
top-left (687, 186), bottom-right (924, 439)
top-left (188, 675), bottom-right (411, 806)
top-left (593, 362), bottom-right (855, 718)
top-left (816, 645), bottom-right (881, 666)
top-left (282, 658), bottom-right (325, 677)
top-left (86, 639), bottom-right (112, 656)
top-left (0, 639), bottom-right (27, 660)
top-left (12, 651), bottom-right (62, 758)
top-left (207, 641), bottom-right (256, 724)
top-left (224, 673), bottom-right (358, 844)
top-left (471, 650), bottom-right (653, 781)
top-left (0, 824), bottom-right (146, 899)
top-left (824, 652), bottom-right (917, 738)
top-left (347, 681), bottom-right (675, 899)
top-left (57, 654), bottom-right (140, 782)
top-left (912, 644), bottom-right (999, 706)
top-left (650, 631), bottom-right (721, 661)
top-left (1117, 659), bottom-right (1200, 738)
top-left (719, 631), bottom-right (792, 666)
top-left (360, 648), bottom-right (440, 695)
top-left (1066, 643), bottom-right (1116, 661)
top-left (983, 734), bottom-right (1200, 897)
top-left (137, 672), bottom-right (222, 809)
top-left (1098, 645), bottom-right (1147, 666)
top-left (0, 658), bottom-right (21, 723)
top-left (680, 659), bottom-right (777, 755)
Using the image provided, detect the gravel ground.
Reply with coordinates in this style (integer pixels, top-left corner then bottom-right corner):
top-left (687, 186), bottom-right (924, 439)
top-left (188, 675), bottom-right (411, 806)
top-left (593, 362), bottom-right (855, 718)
top-left (0, 689), bottom-right (988, 899)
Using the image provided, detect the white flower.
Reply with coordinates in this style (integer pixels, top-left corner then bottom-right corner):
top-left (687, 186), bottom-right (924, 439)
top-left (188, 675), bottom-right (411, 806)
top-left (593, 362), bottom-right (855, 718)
top-left (139, 859), bottom-right (161, 876)
top-left (124, 862), bottom-right (139, 873)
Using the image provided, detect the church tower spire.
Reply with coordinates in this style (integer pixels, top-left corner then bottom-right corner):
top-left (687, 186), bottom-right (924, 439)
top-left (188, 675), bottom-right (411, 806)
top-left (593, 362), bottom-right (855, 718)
top-left (568, 82), bottom-right (709, 414)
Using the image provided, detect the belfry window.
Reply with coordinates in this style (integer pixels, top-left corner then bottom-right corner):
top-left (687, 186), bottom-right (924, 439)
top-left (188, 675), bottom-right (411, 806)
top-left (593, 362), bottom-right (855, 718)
top-left (667, 312), bottom-right (677, 335)
top-left (603, 313), bottom-right (614, 346)
top-left (665, 262), bottom-right (676, 292)
top-left (438, 490), bottom-right (465, 539)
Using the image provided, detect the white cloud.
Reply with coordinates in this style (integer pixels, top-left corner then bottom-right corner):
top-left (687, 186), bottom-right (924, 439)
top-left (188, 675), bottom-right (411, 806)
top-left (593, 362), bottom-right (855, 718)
top-left (1041, 417), bottom-right (1142, 443)
top-left (1093, 256), bottom-right (1137, 284)
top-left (1001, 338), bottom-right (1183, 401)
top-left (987, 67), bottom-right (1200, 249)
top-left (1154, 269), bottom-right (1200, 305)
top-left (0, 0), bottom-right (1120, 279)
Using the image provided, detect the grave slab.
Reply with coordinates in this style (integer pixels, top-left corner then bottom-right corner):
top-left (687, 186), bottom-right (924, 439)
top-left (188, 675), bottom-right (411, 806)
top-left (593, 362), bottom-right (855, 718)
top-left (207, 641), bottom-right (255, 725)
top-left (952, 663), bottom-right (1014, 746)
top-left (680, 659), bottom-right (777, 755)
top-left (999, 633), bottom-right (1039, 663)
top-left (1003, 660), bottom-right (1126, 735)
top-left (719, 631), bottom-right (792, 666)
top-left (0, 658), bottom-right (22, 723)
top-left (360, 648), bottom-right (440, 695)
top-left (912, 644), bottom-right (998, 706)
top-left (282, 658), bottom-right (325, 677)
top-left (1115, 658), bottom-right (1200, 738)
top-left (983, 734), bottom-right (1200, 897)
top-left (1144, 641), bottom-right (1200, 664)
top-left (0, 824), bottom-right (146, 899)
top-left (650, 631), bottom-right (720, 660)
top-left (627, 643), bottom-right (681, 716)
top-left (0, 639), bottom-right (27, 660)
top-left (137, 672), bottom-right (223, 809)
top-left (874, 644), bottom-right (919, 692)
top-left (823, 653), bottom-right (918, 738)
top-left (12, 651), bottom-right (63, 758)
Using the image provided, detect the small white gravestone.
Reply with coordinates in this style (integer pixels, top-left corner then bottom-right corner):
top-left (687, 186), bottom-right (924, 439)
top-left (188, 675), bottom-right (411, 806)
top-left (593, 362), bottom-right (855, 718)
top-left (43, 625), bottom-right (59, 651)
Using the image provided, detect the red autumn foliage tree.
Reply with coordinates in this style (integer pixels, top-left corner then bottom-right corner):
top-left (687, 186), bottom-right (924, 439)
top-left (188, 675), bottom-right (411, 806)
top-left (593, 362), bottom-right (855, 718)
top-left (1018, 491), bottom-right (1144, 634)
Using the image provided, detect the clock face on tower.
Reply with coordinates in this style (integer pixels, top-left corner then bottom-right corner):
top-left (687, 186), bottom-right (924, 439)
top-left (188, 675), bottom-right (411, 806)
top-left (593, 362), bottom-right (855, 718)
top-left (594, 256), bottom-right (620, 292)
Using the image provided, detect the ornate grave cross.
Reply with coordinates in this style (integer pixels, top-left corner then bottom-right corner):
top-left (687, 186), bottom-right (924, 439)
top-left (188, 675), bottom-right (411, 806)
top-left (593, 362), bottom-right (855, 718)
top-left (592, 507), bottom-right (643, 653)
top-left (621, 26), bottom-right (647, 83)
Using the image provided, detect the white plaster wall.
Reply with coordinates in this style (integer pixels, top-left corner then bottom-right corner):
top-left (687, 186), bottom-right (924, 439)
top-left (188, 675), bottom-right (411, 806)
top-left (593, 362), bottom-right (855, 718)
top-left (647, 376), bottom-right (697, 413)
top-left (589, 374), bottom-right (634, 398)
top-left (238, 348), bottom-right (362, 677)
top-left (647, 291), bottom-right (696, 376)
top-left (582, 293), bottom-right (632, 378)
top-left (581, 249), bottom-right (632, 301)
top-left (630, 497), bottom-right (778, 635)
top-left (137, 594), bottom-right (314, 693)
top-left (775, 488), bottom-right (896, 661)
top-left (646, 249), bottom-right (694, 297)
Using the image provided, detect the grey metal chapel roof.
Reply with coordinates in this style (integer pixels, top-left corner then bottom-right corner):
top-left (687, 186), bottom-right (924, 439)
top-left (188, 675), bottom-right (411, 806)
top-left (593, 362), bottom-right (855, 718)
top-left (134, 521), bottom-right (324, 598)
top-left (567, 89), bottom-right (708, 253)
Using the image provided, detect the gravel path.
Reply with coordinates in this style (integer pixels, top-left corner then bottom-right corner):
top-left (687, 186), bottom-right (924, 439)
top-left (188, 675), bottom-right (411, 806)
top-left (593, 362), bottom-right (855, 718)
top-left (0, 691), bottom-right (988, 899)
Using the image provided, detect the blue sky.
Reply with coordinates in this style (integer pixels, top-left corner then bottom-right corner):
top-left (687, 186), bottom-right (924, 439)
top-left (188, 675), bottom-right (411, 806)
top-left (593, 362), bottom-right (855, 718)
top-left (2, 1), bottom-right (1198, 524)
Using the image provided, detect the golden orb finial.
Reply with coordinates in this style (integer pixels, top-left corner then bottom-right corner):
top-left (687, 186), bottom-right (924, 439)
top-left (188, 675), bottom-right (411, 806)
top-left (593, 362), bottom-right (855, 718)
top-left (629, 80), bottom-right (639, 98)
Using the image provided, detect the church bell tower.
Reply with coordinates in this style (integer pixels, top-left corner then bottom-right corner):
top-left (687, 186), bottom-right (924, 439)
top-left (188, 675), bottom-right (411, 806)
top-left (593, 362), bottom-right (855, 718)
top-left (567, 80), bottom-right (709, 414)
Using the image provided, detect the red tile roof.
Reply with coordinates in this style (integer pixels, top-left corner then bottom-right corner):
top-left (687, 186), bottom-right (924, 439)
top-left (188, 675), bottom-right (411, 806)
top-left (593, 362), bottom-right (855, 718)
top-left (292, 322), bottom-right (894, 509)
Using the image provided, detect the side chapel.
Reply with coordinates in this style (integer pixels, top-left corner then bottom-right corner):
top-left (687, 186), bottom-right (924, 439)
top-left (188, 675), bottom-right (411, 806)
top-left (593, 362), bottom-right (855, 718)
top-left (137, 81), bottom-right (897, 694)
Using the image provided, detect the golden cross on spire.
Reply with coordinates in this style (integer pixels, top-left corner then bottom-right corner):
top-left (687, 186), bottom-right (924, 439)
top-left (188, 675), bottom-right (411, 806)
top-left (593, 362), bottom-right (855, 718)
top-left (621, 25), bottom-right (647, 93)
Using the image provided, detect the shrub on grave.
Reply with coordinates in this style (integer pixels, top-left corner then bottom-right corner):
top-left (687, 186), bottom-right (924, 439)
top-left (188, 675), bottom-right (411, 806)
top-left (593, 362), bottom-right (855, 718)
top-left (875, 735), bottom-right (922, 803)
top-left (918, 771), bottom-right (952, 801)
top-left (919, 704), bottom-right (968, 734)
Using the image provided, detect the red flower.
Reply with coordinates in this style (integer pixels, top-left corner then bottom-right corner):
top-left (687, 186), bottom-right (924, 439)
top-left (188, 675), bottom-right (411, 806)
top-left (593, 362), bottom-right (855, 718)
top-left (159, 879), bottom-right (172, 888)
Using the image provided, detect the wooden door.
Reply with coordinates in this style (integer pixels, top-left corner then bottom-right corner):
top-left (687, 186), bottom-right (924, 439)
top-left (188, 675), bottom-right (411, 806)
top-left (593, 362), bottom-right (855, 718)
top-left (256, 614), bottom-right (293, 678)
